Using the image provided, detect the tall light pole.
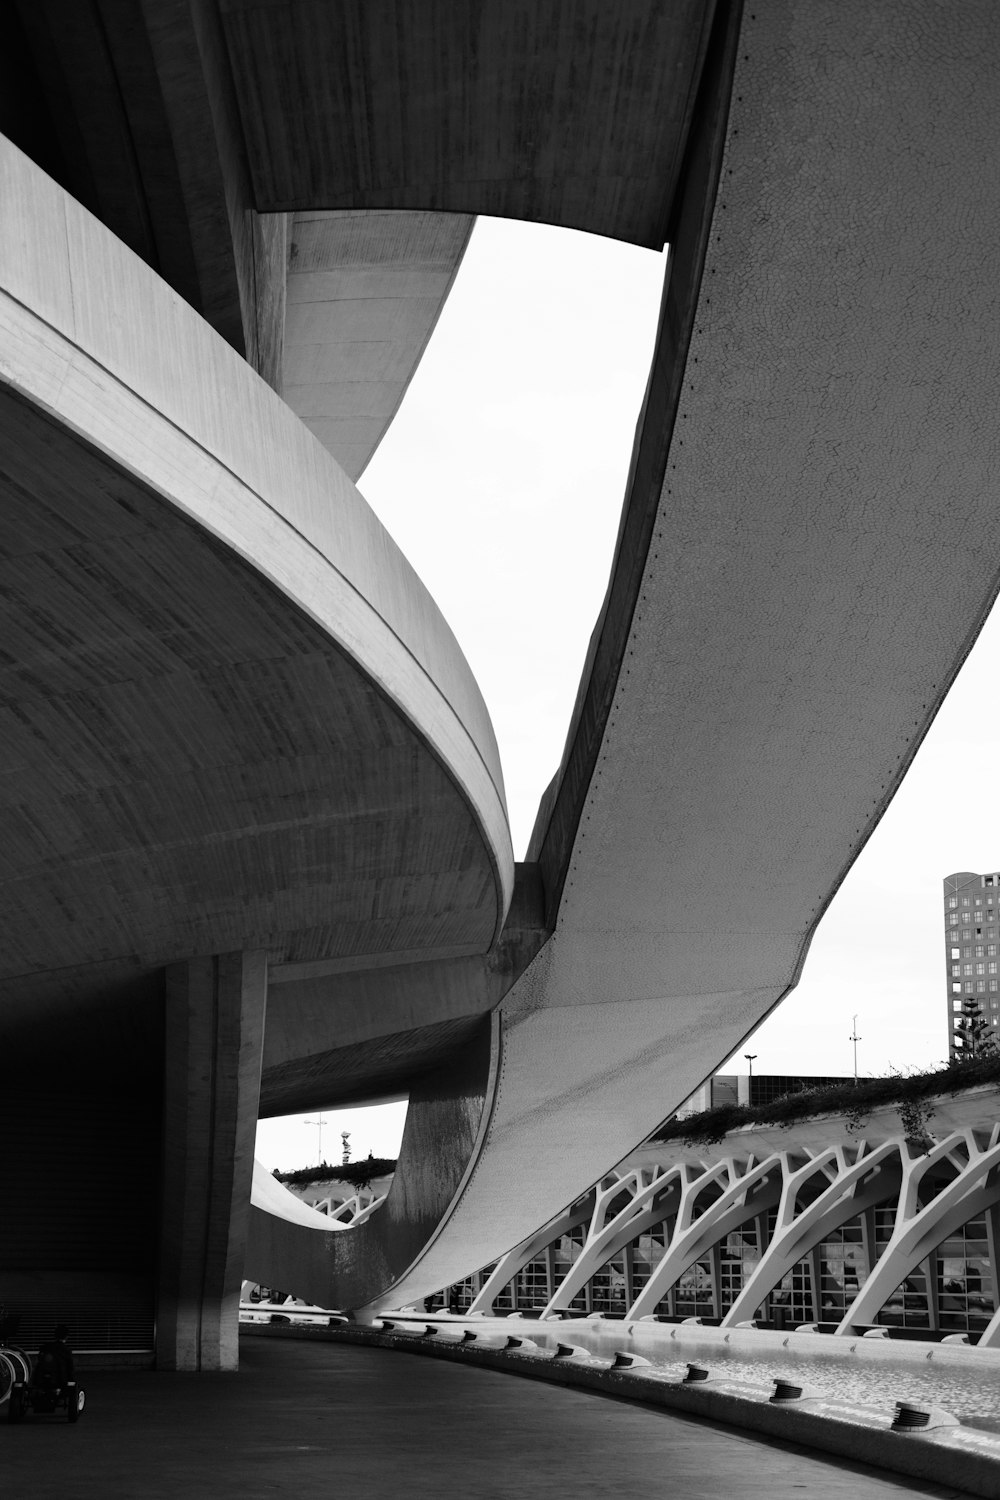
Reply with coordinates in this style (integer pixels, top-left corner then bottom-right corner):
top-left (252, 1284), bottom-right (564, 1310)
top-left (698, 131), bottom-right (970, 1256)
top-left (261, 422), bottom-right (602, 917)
top-left (744, 1054), bottom-right (757, 1107)
top-left (303, 1114), bottom-right (326, 1166)
top-left (849, 1016), bottom-right (861, 1081)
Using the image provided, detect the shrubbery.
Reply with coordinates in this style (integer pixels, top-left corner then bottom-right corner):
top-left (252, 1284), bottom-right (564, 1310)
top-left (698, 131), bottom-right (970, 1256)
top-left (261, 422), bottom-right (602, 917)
top-left (651, 1055), bottom-right (1000, 1149)
top-left (275, 1157), bottom-right (397, 1188)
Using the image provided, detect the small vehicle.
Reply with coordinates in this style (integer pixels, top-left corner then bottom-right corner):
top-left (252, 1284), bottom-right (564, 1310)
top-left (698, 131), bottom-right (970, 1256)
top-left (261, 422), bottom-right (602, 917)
top-left (7, 1341), bottom-right (85, 1423)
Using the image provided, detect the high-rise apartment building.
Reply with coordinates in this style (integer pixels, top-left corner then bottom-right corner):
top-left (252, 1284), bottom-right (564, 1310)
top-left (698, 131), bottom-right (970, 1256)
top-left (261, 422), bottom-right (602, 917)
top-left (944, 871), bottom-right (1000, 1056)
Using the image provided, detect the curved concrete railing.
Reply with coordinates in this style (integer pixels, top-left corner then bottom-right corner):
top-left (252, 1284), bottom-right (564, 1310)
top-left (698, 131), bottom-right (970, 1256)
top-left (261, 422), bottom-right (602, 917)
top-left (0, 136), bottom-right (513, 929)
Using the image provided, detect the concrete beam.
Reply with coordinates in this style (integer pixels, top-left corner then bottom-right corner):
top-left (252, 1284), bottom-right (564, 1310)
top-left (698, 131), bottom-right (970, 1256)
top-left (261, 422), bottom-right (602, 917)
top-left (219, 0), bottom-right (716, 247)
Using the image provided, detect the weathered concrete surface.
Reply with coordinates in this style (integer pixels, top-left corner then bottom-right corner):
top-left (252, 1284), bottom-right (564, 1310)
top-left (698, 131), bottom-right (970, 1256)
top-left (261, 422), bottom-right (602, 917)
top-left (158, 953), bottom-right (267, 1372)
top-left (0, 1334), bottom-right (964, 1499)
top-left (0, 138), bottom-right (513, 1011)
top-left (246, 1018), bottom-right (497, 1308)
top-left (219, 0), bottom-right (716, 247)
top-left (327, 0), bottom-right (1000, 1311)
top-left (9, 0), bottom-right (288, 385)
top-left (284, 210), bottom-right (474, 480)
top-left (259, 865), bottom-right (547, 1116)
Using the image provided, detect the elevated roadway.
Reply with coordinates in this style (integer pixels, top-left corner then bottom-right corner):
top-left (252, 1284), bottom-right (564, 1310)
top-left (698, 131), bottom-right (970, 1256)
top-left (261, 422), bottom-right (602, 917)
top-left (4, 0), bottom-right (1000, 1362)
top-left (246, 0), bottom-right (1000, 1314)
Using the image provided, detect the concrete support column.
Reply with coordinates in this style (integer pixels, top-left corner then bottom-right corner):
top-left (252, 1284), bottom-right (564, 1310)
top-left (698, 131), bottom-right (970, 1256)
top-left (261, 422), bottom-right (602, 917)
top-left (158, 952), bottom-right (267, 1371)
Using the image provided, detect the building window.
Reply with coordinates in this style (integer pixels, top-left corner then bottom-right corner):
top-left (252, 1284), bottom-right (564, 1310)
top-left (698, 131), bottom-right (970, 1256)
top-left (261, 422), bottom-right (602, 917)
top-left (953, 983), bottom-right (962, 993)
top-left (976, 963), bottom-right (985, 976)
top-left (964, 964), bottom-right (974, 976)
top-left (978, 980), bottom-right (986, 992)
top-left (991, 982), bottom-right (999, 994)
top-left (949, 914), bottom-right (959, 927)
top-left (952, 964), bottom-right (960, 976)
top-left (976, 946), bottom-right (984, 958)
top-left (948, 897), bottom-right (959, 908)
top-left (989, 946), bottom-right (997, 957)
top-left (962, 897), bottom-right (971, 906)
top-left (989, 962), bottom-right (997, 975)
top-left (952, 947), bottom-right (961, 959)
top-left (975, 897), bottom-right (983, 907)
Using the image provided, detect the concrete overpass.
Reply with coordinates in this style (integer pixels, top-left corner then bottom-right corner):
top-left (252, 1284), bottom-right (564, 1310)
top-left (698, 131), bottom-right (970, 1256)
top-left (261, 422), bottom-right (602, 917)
top-left (3, 0), bottom-right (1000, 1367)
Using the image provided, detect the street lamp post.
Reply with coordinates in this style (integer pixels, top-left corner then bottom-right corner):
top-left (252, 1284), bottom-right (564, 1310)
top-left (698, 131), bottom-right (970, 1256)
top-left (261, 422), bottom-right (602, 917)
top-left (303, 1114), bottom-right (326, 1166)
top-left (744, 1053), bottom-right (757, 1108)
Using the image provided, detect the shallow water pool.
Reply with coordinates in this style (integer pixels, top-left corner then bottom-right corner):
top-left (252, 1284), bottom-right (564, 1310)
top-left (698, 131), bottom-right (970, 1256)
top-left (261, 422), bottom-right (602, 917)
top-left (518, 1322), bottom-right (1000, 1434)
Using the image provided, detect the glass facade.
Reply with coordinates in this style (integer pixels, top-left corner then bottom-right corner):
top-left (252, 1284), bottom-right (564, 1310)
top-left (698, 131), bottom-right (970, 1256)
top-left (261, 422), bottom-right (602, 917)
top-left (442, 1199), bottom-right (997, 1339)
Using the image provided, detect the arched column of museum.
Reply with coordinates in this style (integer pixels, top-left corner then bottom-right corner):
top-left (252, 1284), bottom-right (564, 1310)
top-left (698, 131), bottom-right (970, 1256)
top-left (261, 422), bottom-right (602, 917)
top-left (157, 952), bottom-right (267, 1372)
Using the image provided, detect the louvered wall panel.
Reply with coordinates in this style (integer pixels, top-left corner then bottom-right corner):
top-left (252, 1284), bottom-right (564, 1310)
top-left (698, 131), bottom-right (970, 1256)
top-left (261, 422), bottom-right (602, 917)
top-left (0, 1073), bottom-right (160, 1351)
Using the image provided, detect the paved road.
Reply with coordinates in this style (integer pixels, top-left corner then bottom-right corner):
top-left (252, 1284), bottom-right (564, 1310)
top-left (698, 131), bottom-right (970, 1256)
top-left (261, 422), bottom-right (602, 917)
top-left (0, 1336), bottom-right (970, 1498)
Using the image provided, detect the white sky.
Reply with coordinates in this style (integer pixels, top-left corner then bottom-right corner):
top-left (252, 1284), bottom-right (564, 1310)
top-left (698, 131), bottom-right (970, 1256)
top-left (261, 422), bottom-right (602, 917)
top-left (255, 216), bottom-right (1000, 1173)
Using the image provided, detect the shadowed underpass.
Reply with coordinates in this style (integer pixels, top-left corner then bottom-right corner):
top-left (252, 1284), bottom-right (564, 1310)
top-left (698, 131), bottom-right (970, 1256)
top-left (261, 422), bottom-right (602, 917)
top-left (0, 1338), bottom-right (970, 1499)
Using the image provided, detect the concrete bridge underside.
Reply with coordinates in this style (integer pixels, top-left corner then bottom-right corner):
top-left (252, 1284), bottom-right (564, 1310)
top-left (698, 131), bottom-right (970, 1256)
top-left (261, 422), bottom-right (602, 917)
top-left (3, 0), bottom-right (1000, 1364)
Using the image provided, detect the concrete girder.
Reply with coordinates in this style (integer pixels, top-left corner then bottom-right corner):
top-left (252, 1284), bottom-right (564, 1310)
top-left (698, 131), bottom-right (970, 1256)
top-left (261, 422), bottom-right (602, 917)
top-left (219, 0), bottom-right (717, 246)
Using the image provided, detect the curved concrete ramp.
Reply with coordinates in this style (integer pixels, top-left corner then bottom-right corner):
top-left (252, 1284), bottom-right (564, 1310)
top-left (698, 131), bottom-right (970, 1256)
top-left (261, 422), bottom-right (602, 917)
top-left (0, 138), bottom-right (513, 1004)
top-left (248, 1), bottom-right (1000, 1313)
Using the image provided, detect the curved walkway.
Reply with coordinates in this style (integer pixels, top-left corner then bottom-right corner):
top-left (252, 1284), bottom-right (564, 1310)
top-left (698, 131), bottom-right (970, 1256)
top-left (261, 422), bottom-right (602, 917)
top-left (0, 1336), bottom-right (968, 1499)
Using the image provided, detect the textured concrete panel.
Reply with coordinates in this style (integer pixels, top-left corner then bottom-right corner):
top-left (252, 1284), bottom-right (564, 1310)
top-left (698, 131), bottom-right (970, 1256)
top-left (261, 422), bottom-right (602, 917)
top-left (283, 210), bottom-right (473, 479)
top-left (0, 140), bottom-right (512, 1004)
top-left (219, 0), bottom-right (715, 246)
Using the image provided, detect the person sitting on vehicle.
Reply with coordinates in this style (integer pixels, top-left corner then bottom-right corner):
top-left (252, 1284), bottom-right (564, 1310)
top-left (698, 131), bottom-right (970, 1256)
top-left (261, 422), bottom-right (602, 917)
top-left (34, 1325), bottom-right (74, 1388)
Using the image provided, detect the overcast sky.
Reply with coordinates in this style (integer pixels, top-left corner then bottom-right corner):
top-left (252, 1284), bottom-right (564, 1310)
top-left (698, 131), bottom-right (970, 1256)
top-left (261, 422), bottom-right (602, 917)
top-left (255, 216), bottom-right (998, 1172)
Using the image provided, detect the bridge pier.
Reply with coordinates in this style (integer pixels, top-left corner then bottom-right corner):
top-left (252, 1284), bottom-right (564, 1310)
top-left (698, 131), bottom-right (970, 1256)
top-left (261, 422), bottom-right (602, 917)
top-left (157, 952), bottom-right (267, 1371)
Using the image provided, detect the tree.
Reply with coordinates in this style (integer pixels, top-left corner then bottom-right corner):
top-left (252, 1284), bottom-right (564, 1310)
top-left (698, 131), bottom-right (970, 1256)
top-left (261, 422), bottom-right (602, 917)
top-left (953, 997), bottom-right (997, 1061)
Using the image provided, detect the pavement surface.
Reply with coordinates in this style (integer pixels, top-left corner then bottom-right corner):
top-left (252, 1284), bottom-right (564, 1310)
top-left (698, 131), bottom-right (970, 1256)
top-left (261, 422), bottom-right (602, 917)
top-left (0, 1335), bottom-right (973, 1498)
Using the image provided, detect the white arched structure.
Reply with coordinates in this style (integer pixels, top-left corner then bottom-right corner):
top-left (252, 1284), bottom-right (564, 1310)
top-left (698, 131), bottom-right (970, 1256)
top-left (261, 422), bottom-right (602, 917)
top-left (453, 1086), bottom-right (1000, 1349)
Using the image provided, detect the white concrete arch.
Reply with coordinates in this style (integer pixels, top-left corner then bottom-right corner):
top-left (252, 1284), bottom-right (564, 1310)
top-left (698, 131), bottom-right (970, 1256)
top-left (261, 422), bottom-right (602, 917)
top-left (626, 1156), bottom-right (784, 1321)
top-left (838, 1128), bottom-right (1000, 1333)
top-left (541, 1166), bottom-right (688, 1318)
top-left (719, 1144), bottom-right (903, 1328)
